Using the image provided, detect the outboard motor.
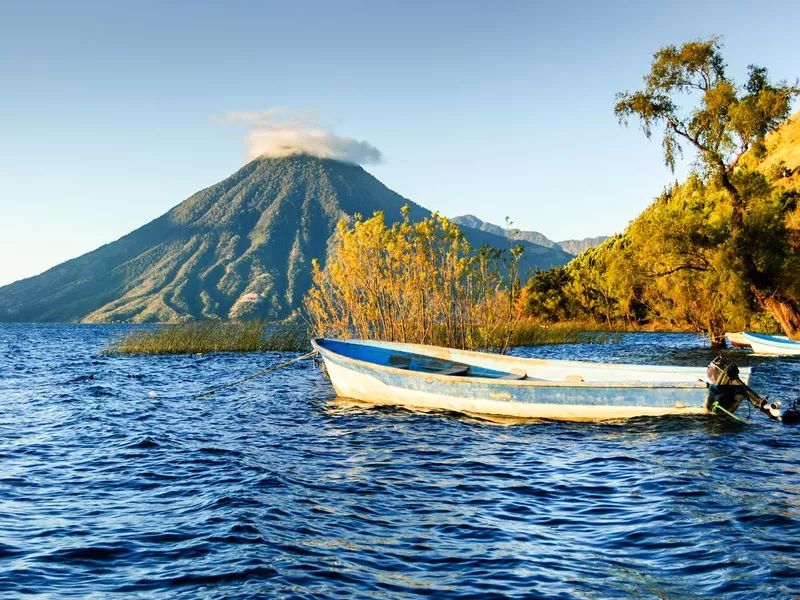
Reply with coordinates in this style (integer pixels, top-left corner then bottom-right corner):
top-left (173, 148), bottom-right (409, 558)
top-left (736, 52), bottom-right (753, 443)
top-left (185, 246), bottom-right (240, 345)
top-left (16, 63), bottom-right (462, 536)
top-left (706, 355), bottom-right (788, 422)
top-left (706, 356), bottom-right (748, 416)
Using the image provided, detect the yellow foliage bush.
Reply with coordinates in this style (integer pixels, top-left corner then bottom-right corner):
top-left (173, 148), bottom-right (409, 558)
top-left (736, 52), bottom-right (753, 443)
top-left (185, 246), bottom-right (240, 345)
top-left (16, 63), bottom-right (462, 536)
top-left (303, 207), bottom-right (523, 353)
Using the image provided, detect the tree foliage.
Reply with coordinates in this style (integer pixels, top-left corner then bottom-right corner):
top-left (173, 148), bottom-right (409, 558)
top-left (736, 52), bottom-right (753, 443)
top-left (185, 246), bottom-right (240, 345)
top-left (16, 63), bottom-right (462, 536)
top-left (521, 160), bottom-right (800, 343)
top-left (614, 38), bottom-right (797, 183)
top-left (611, 37), bottom-right (800, 339)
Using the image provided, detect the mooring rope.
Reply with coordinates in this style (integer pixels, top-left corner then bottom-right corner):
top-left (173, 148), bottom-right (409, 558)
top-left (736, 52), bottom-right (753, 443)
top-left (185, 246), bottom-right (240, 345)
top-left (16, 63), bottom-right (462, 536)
top-left (711, 401), bottom-right (746, 423)
top-left (193, 350), bottom-right (318, 399)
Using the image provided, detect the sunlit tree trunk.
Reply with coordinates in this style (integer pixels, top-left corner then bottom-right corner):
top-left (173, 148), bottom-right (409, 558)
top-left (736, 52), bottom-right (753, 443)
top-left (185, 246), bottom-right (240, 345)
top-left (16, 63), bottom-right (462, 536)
top-left (709, 331), bottom-right (727, 349)
top-left (722, 170), bottom-right (800, 339)
top-left (756, 290), bottom-right (800, 340)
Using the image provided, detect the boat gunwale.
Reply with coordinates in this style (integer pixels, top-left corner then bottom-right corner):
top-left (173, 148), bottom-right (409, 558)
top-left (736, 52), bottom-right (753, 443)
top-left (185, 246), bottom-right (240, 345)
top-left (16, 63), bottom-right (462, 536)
top-left (311, 338), bottom-right (710, 390)
top-left (741, 332), bottom-right (800, 348)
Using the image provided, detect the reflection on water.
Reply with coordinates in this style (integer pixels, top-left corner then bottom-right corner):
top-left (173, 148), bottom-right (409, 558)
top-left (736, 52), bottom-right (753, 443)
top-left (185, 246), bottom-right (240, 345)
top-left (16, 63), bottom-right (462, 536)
top-left (326, 396), bottom-right (565, 426)
top-left (1, 324), bottom-right (799, 598)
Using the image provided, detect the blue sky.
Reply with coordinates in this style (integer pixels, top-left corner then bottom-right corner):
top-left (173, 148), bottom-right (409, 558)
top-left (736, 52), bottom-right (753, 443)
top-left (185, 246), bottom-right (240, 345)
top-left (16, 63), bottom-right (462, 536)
top-left (1, 0), bottom-right (798, 286)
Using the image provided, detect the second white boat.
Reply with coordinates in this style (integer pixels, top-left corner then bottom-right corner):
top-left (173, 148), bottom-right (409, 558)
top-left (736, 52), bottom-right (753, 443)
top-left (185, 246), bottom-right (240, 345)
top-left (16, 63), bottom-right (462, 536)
top-left (741, 332), bottom-right (800, 356)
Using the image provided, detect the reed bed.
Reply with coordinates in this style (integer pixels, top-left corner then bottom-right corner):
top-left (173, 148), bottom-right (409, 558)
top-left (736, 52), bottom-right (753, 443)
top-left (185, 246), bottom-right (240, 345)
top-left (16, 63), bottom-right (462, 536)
top-left (106, 318), bottom-right (619, 356)
top-left (107, 321), bottom-right (309, 355)
top-left (509, 321), bottom-right (623, 346)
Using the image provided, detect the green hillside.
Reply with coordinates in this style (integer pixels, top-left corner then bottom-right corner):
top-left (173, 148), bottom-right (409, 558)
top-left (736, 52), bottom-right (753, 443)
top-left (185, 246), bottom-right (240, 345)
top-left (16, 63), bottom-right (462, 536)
top-left (744, 111), bottom-right (800, 189)
top-left (0, 155), bottom-right (572, 323)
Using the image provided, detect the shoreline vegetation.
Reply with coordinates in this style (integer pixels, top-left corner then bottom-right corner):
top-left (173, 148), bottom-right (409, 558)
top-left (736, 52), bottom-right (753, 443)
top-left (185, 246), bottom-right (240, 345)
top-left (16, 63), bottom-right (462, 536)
top-left (303, 209), bottom-right (525, 354)
top-left (106, 319), bottom-right (717, 356)
top-left (517, 39), bottom-right (800, 347)
top-left (105, 322), bottom-right (310, 355)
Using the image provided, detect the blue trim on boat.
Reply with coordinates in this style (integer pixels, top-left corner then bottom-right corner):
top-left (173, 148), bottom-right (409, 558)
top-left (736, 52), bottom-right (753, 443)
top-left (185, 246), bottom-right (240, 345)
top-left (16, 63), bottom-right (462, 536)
top-left (742, 332), bottom-right (800, 347)
top-left (316, 338), bottom-right (510, 378)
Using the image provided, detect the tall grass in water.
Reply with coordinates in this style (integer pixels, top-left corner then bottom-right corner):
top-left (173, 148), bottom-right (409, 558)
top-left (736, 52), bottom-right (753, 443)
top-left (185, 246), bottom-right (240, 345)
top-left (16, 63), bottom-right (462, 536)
top-left (509, 321), bottom-right (623, 346)
top-left (107, 319), bottom-right (616, 356)
top-left (107, 321), bottom-right (309, 355)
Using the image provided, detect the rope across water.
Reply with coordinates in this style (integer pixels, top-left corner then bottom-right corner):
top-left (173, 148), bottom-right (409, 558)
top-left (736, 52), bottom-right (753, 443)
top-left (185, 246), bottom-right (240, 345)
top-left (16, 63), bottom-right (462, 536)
top-left (193, 350), bottom-right (318, 399)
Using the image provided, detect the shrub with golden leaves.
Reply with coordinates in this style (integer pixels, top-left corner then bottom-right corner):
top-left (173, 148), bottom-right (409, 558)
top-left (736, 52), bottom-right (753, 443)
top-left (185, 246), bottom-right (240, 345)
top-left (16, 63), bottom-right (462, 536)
top-left (303, 207), bottom-right (523, 353)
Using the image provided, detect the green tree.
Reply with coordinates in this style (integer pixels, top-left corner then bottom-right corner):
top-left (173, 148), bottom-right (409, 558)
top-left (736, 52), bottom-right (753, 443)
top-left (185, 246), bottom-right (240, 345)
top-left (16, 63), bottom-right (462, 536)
top-left (615, 38), bottom-right (800, 337)
top-left (520, 266), bottom-right (577, 322)
top-left (566, 236), bottom-right (643, 327)
top-left (621, 177), bottom-right (757, 344)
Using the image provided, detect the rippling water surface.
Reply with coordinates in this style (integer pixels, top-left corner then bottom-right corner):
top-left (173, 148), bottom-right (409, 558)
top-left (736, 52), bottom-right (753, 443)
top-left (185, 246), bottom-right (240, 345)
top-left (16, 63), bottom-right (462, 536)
top-left (2, 325), bottom-right (799, 598)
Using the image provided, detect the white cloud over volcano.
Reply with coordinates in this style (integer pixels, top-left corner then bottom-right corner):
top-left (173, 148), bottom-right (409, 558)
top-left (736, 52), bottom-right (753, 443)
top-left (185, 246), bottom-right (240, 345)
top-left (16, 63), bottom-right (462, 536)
top-left (213, 108), bottom-right (382, 165)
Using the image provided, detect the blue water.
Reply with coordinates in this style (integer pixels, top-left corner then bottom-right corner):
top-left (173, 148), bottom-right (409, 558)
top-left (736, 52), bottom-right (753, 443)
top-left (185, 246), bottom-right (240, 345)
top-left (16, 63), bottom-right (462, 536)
top-left (1, 325), bottom-right (799, 599)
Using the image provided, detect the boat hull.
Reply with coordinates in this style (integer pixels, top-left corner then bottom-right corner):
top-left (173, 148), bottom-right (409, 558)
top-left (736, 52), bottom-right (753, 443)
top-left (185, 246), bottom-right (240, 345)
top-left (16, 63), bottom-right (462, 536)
top-left (323, 359), bottom-right (710, 421)
top-left (312, 339), bottom-right (737, 422)
top-left (741, 332), bottom-right (800, 356)
top-left (725, 332), bottom-right (751, 348)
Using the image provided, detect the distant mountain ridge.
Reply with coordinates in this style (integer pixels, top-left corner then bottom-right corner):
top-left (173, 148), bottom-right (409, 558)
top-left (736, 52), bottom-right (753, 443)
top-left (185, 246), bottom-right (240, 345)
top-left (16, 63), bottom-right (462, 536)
top-left (554, 236), bottom-right (611, 256)
top-left (451, 215), bottom-right (608, 256)
top-left (0, 156), bottom-right (573, 323)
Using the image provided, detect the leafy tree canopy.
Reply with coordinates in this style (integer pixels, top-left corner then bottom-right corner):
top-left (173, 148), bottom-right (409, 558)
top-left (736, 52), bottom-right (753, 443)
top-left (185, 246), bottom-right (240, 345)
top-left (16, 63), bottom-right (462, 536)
top-left (615, 38), bottom-right (798, 188)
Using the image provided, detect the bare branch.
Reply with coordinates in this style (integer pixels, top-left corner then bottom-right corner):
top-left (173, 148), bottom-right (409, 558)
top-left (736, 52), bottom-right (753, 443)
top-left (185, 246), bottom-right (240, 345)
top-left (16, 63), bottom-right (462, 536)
top-left (726, 143), bottom-right (750, 172)
top-left (665, 116), bottom-right (714, 157)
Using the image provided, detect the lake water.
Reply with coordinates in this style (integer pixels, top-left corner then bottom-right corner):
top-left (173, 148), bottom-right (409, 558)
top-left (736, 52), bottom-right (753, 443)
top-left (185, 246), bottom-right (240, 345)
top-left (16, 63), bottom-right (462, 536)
top-left (1, 324), bottom-right (799, 598)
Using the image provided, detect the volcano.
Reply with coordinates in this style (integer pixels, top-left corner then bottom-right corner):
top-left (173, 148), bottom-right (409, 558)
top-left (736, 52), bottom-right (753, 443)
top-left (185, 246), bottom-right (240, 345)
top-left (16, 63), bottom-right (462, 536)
top-left (0, 156), bottom-right (573, 322)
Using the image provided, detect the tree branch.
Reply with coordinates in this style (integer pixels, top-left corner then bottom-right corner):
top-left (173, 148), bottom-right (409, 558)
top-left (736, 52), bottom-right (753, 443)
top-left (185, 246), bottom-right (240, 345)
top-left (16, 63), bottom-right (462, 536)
top-left (726, 143), bottom-right (750, 172)
top-left (647, 264), bottom-right (709, 278)
top-left (666, 116), bottom-right (715, 157)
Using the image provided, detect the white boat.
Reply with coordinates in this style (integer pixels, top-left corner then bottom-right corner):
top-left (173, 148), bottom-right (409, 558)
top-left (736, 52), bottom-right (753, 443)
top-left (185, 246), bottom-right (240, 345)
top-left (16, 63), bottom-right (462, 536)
top-left (741, 332), bottom-right (800, 356)
top-left (311, 338), bottom-right (751, 422)
top-left (725, 332), bottom-right (751, 348)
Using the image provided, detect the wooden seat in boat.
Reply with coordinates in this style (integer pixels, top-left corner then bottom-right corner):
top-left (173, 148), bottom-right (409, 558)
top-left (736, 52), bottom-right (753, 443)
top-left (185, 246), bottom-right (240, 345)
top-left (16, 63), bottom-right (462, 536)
top-left (431, 365), bottom-right (471, 376)
top-left (389, 355), bottom-right (470, 376)
top-left (388, 355), bottom-right (412, 369)
top-left (498, 369), bottom-right (527, 380)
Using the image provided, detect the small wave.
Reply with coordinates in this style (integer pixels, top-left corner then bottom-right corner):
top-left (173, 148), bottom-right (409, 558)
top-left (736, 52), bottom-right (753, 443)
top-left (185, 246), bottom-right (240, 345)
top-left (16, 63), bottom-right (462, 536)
top-left (206, 533), bottom-right (265, 545)
top-left (197, 446), bottom-right (243, 456)
top-left (40, 544), bottom-right (133, 564)
top-left (116, 566), bottom-right (279, 592)
top-left (68, 374), bottom-right (96, 382)
top-left (86, 385), bottom-right (114, 397)
top-left (125, 436), bottom-right (160, 449)
top-left (0, 542), bottom-right (23, 559)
